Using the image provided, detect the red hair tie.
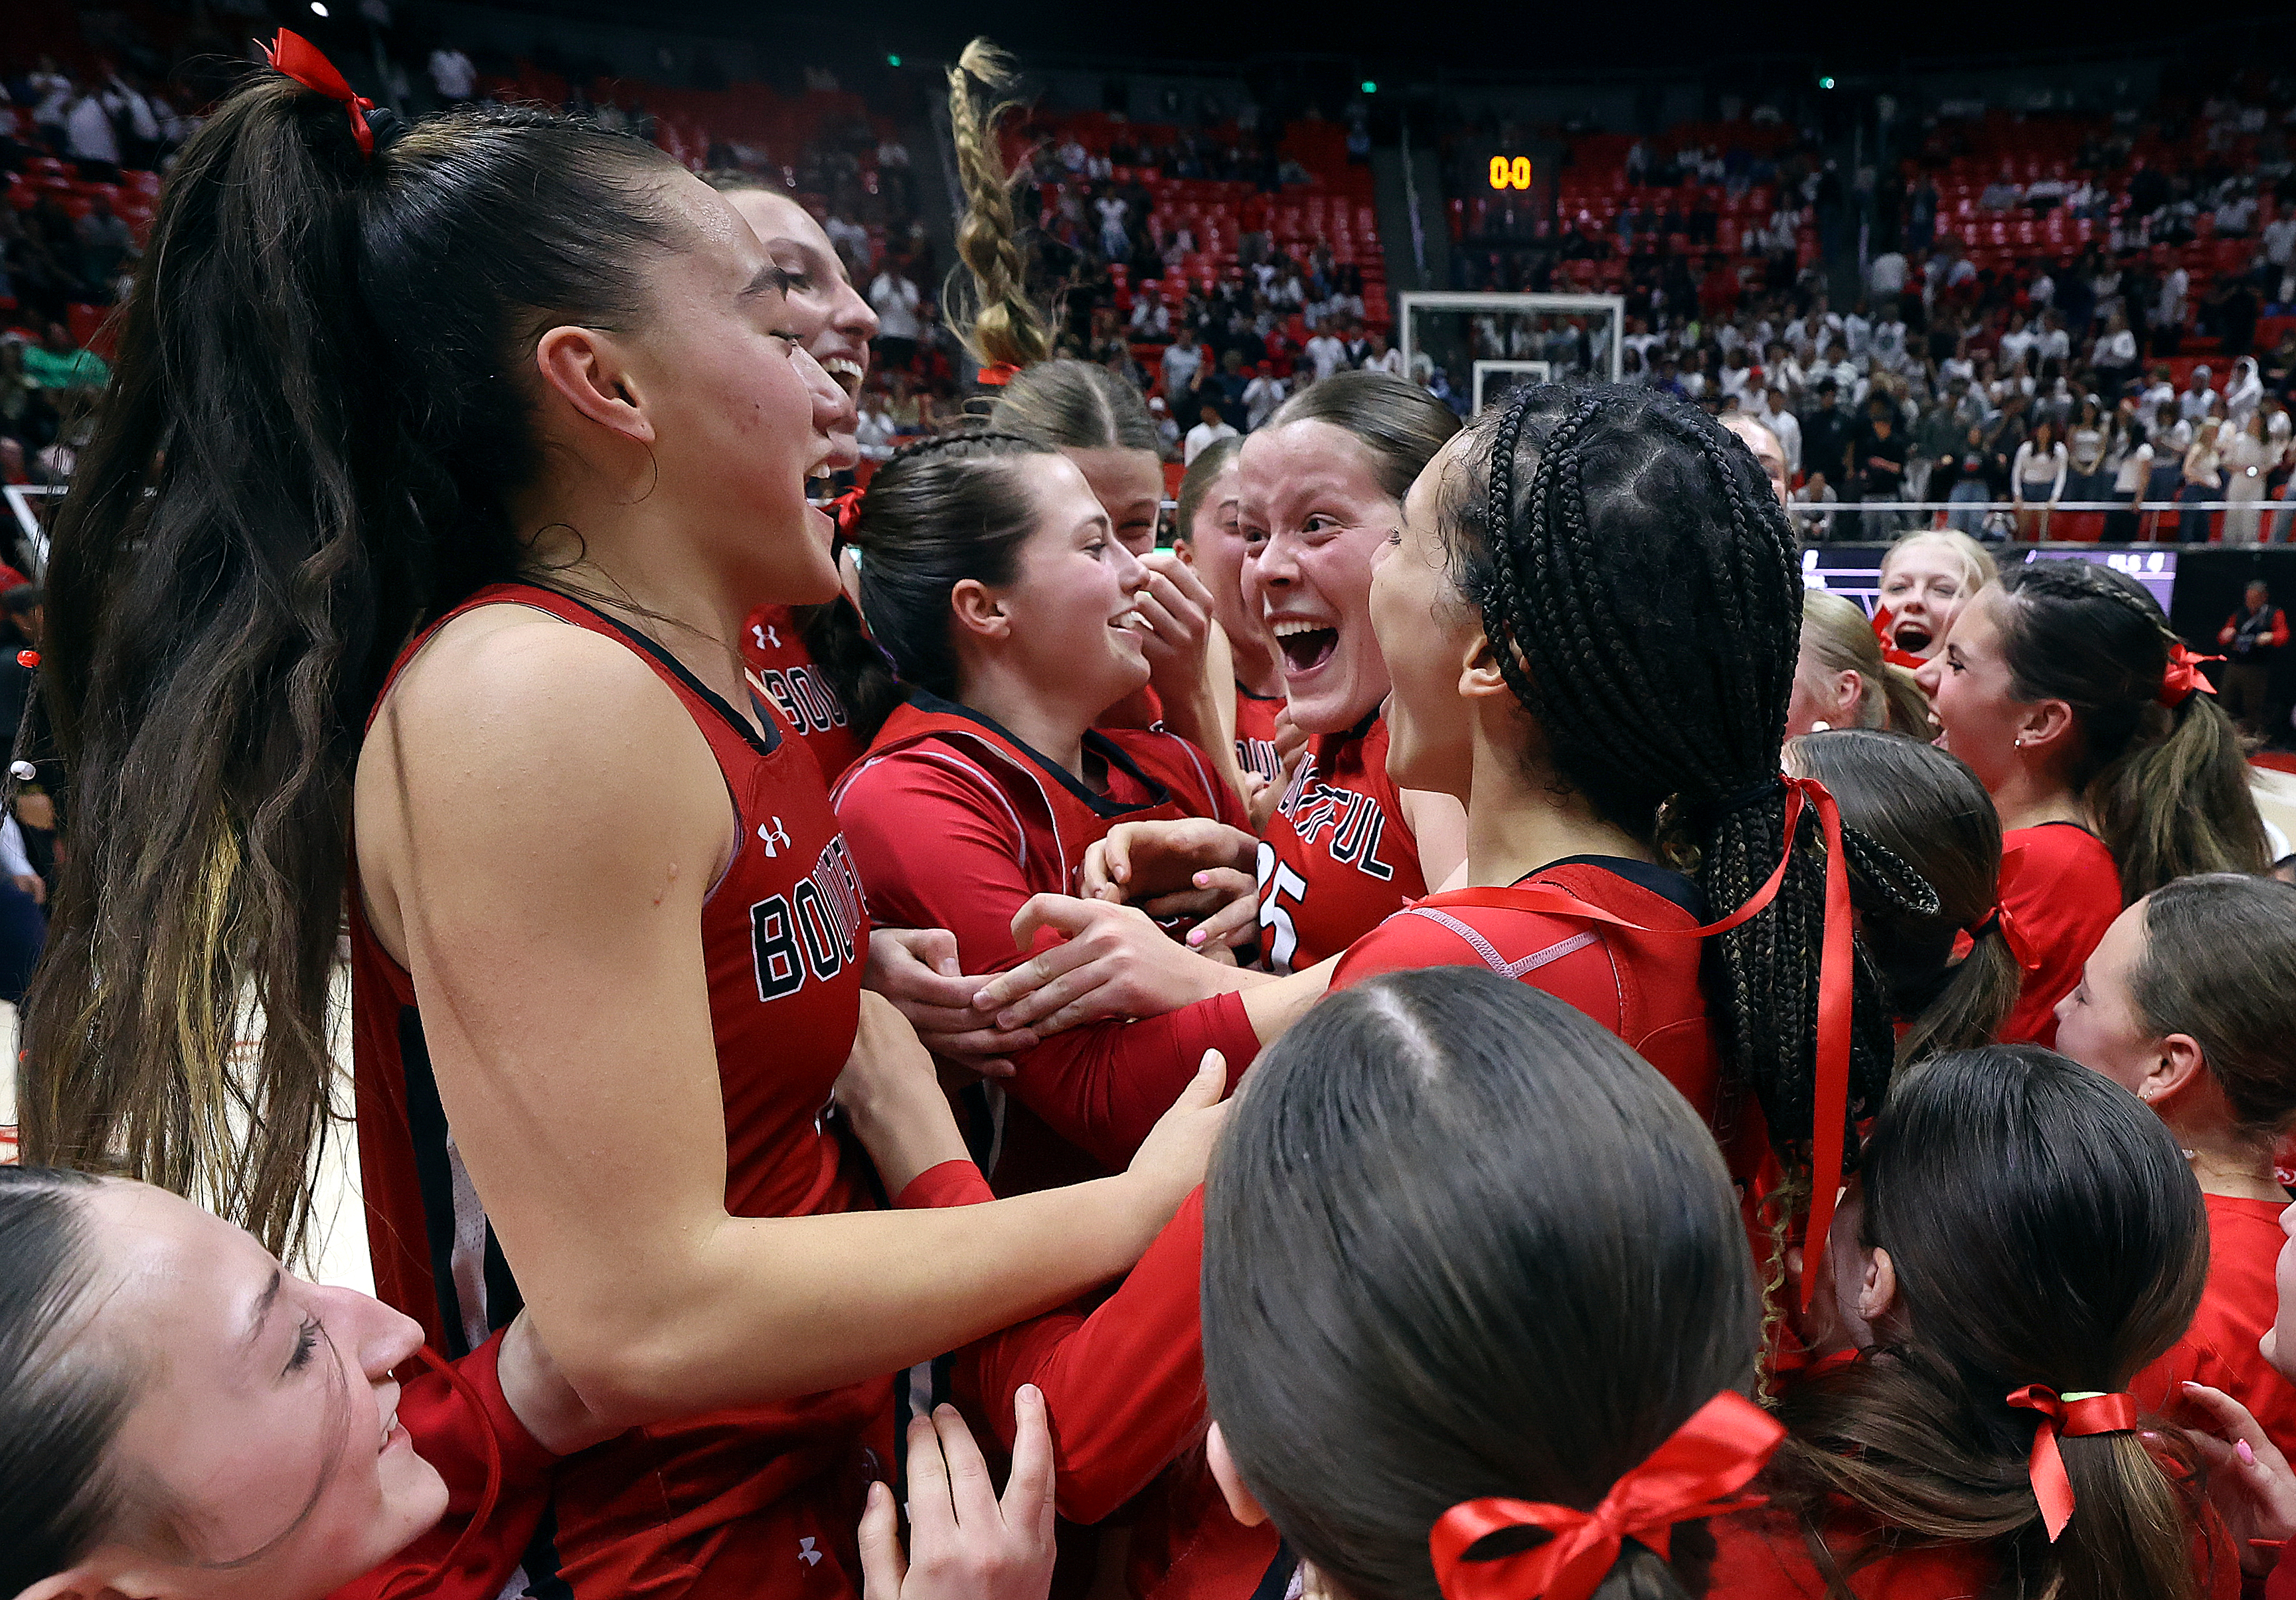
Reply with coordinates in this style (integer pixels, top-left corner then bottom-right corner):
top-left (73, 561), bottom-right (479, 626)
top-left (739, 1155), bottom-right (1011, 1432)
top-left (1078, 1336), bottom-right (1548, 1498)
top-left (264, 29), bottom-right (376, 158)
top-left (823, 487), bottom-right (866, 548)
top-left (2005, 1386), bottom-right (2138, 1542)
top-left (2157, 640), bottom-right (2222, 708)
top-left (1414, 774), bottom-right (1857, 1312)
top-left (1430, 1392), bottom-right (1785, 1600)
top-left (975, 361), bottom-right (1021, 386)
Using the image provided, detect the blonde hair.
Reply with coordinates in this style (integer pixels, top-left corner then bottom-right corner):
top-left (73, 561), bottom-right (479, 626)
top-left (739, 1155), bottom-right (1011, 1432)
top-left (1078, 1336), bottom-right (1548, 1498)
top-left (1799, 590), bottom-right (1929, 736)
top-left (1878, 530), bottom-right (1998, 599)
top-left (942, 39), bottom-right (1052, 370)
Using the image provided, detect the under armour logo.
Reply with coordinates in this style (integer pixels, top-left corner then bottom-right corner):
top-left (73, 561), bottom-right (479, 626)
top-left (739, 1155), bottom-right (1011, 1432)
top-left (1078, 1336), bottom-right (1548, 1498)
top-left (758, 817), bottom-right (793, 857)
top-left (798, 1537), bottom-right (823, 1567)
top-left (752, 623), bottom-right (781, 652)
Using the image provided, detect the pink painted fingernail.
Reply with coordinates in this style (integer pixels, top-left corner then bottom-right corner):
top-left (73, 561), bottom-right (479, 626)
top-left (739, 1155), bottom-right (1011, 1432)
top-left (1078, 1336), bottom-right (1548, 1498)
top-left (1194, 872), bottom-right (1210, 887)
top-left (1189, 929), bottom-right (1206, 945)
top-left (2241, 1441), bottom-right (2259, 1465)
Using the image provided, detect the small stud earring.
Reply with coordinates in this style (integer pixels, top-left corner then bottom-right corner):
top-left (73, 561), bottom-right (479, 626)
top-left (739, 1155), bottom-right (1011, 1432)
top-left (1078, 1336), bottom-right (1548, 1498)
top-left (2013, 736), bottom-right (2024, 748)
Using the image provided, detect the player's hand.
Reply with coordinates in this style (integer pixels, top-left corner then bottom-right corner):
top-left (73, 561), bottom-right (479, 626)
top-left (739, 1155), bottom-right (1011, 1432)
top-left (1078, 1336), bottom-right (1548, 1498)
top-left (1135, 551), bottom-right (1216, 698)
top-left (973, 896), bottom-right (1242, 1034)
top-left (860, 1391), bottom-right (1056, 1600)
top-left (2181, 1380), bottom-right (2296, 1573)
top-left (835, 993), bottom-right (972, 1196)
top-left (1122, 1050), bottom-right (1234, 1214)
top-left (1081, 819), bottom-right (1258, 904)
top-left (865, 927), bottom-right (1035, 1074)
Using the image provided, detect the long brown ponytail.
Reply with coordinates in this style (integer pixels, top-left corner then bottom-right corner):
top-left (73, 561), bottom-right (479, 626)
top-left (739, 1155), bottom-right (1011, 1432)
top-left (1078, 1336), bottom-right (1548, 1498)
top-left (1994, 560), bottom-right (2268, 900)
top-left (21, 74), bottom-right (687, 1259)
top-left (1765, 1046), bottom-right (2214, 1600)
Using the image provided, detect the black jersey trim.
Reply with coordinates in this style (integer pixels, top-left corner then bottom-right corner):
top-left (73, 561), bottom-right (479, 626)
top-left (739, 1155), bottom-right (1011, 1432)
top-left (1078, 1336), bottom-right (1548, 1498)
top-left (547, 590), bottom-right (785, 760)
top-left (1236, 681), bottom-right (1285, 704)
top-left (398, 1005), bottom-right (473, 1361)
top-left (904, 689), bottom-right (1179, 821)
top-left (1522, 854), bottom-right (1707, 920)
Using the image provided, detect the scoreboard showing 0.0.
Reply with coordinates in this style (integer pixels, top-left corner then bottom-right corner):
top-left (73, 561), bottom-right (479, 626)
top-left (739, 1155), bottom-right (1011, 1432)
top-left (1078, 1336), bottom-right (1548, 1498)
top-left (1488, 155), bottom-right (1535, 190)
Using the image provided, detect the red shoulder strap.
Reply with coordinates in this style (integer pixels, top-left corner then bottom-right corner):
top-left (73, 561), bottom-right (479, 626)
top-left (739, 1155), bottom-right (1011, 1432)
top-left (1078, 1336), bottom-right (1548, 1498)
top-left (1422, 777), bottom-right (1852, 1311)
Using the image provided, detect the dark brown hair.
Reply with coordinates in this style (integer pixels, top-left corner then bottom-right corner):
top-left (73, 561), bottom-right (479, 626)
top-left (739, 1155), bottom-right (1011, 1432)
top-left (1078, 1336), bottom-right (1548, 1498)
top-left (22, 77), bottom-right (689, 1257)
top-left (0, 1167), bottom-right (124, 1594)
top-left (1786, 731), bottom-right (2016, 1066)
top-left (2131, 874), bottom-right (2296, 1143)
top-left (1204, 969), bottom-right (1760, 1600)
top-left (1262, 370), bottom-right (1462, 501)
top-left (833, 431), bottom-right (1058, 743)
top-left (1766, 1046), bottom-right (2213, 1600)
top-left (1994, 560), bottom-right (2268, 901)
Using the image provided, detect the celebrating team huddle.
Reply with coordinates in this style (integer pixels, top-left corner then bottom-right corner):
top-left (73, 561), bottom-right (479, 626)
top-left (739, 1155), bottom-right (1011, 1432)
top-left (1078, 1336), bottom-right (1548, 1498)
top-left (8, 31), bottom-right (2296, 1600)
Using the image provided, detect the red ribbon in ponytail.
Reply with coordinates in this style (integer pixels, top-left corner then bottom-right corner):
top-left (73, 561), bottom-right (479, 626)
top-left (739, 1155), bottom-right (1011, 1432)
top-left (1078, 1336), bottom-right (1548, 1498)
top-left (1414, 774), bottom-right (1856, 1311)
top-left (2005, 1386), bottom-right (2138, 1542)
top-left (822, 488), bottom-right (866, 548)
top-left (1428, 1391), bottom-right (1784, 1600)
top-left (975, 361), bottom-right (1021, 386)
top-left (2157, 640), bottom-right (2222, 708)
top-left (264, 29), bottom-right (376, 157)
top-left (1965, 842), bottom-right (2040, 974)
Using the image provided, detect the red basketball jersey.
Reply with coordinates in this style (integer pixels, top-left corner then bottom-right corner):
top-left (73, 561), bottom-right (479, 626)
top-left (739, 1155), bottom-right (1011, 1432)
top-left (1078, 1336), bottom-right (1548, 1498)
top-left (350, 583), bottom-right (880, 1600)
top-left (2135, 1192), bottom-right (2296, 1457)
top-left (833, 693), bottom-right (1258, 1190)
top-left (742, 601), bottom-right (866, 784)
top-left (1331, 858), bottom-right (1725, 1128)
top-left (1997, 821), bottom-right (2123, 1049)
top-left (1256, 710), bottom-right (1425, 973)
top-left (1232, 684), bottom-right (1285, 783)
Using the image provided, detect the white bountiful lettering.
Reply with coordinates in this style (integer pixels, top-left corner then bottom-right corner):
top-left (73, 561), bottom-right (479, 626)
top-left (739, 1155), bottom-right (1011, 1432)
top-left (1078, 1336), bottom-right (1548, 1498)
top-left (749, 836), bottom-right (866, 1001)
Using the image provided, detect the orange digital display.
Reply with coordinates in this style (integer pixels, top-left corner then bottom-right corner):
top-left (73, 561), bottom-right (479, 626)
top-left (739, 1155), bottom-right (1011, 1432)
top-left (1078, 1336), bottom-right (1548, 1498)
top-left (1487, 155), bottom-right (1534, 190)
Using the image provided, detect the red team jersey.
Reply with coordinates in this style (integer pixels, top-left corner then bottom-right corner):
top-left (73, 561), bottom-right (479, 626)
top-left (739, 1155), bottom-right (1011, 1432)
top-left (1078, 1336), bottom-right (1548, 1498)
top-left (327, 1334), bottom-right (558, 1600)
top-left (2135, 1191), bottom-right (2296, 1455)
top-left (742, 601), bottom-right (866, 783)
top-left (1232, 684), bottom-right (1285, 783)
top-left (1331, 858), bottom-right (1724, 1124)
top-left (1256, 710), bottom-right (1425, 974)
top-left (1997, 821), bottom-right (2123, 1049)
top-left (833, 693), bottom-right (1260, 1192)
top-left (350, 584), bottom-right (879, 1600)
top-left (1706, 1498), bottom-right (2240, 1599)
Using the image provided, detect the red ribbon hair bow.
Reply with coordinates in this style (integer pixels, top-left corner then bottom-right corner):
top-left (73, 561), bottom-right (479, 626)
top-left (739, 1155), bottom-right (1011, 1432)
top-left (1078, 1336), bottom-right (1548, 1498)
top-left (1429, 1392), bottom-right (1785, 1600)
top-left (2005, 1385), bottom-right (2138, 1542)
top-left (1968, 842), bottom-right (2041, 975)
top-left (264, 29), bottom-right (376, 157)
top-left (823, 487), bottom-right (866, 547)
top-left (2157, 640), bottom-right (2222, 708)
top-left (975, 360), bottom-right (1022, 387)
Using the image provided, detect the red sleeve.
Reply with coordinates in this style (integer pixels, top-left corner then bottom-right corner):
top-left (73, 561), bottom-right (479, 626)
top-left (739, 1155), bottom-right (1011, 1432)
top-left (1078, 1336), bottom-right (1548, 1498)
top-left (896, 1159), bottom-right (997, 1210)
top-left (839, 754), bottom-right (1260, 1168)
top-left (328, 1335), bottom-right (558, 1600)
top-left (2275, 610), bottom-right (2291, 650)
top-left (1331, 906), bottom-right (1629, 1035)
top-left (1997, 829), bottom-right (2123, 1050)
top-left (955, 1188), bottom-right (1209, 1524)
